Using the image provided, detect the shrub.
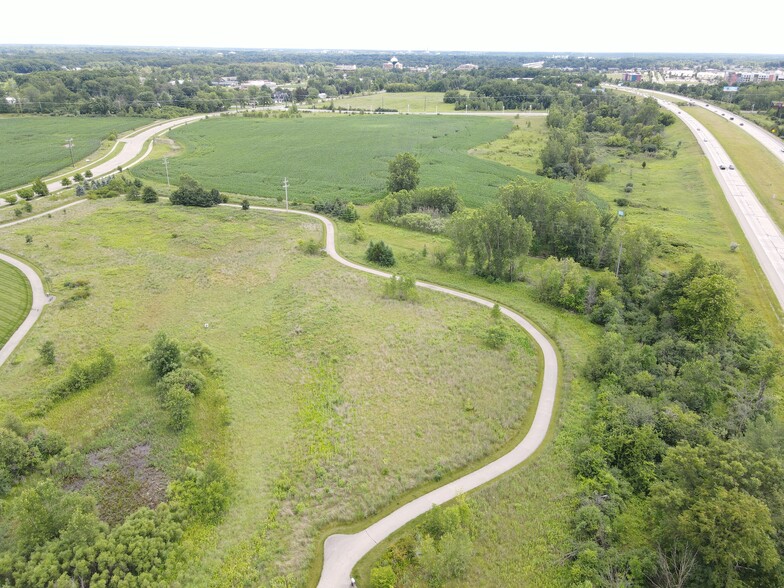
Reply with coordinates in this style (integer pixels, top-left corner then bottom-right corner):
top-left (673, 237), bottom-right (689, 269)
top-left (366, 241), bottom-right (395, 267)
top-left (31, 178), bottom-right (49, 197)
top-left (370, 566), bottom-right (397, 588)
top-left (39, 341), bottom-right (56, 365)
top-left (75, 185), bottom-right (86, 197)
top-left (4, 195), bottom-right (17, 205)
top-left (298, 239), bottom-right (322, 255)
top-left (383, 275), bottom-right (418, 301)
top-left (141, 186), bottom-right (159, 203)
top-left (145, 332), bottom-right (181, 379)
top-left (73, 172), bottom-right (84, 182)
top-left (392, 212), bottom-right (447, 234)
top-left (24, 234), bottom-right (32, 244)
top-left (484, 325), bottom-right (508, 349)
top-left (18, 188), bottom-right (34, 201)
top-left (170, 175), bottom-right (221, 207)
top-left (351, 221), bottom-right (368, 243)
top-left (241, 198), bottom-right (250, 210)
top-left (23, 201), bottom-right (32, 213)
top-left (162, 384), bottom-right (193, 431)
top-left (61, 177), bottom-right (71, 187)
top-left (84, 170), bottom-right (93, 178)
top-left (48, 349), bottom-right (115, 400)
top-left (168, 462), bottom-right (230, 523)
top-left (156, 367), bottom-right (206, 400)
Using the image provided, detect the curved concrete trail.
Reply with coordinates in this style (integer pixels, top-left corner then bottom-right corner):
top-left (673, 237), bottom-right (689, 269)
top-left (219, 205), bottom-right (559, 587)
top-left (0, 200), bottom-right (84, 367)
top-left (0, 252), bottom-right (50, 368)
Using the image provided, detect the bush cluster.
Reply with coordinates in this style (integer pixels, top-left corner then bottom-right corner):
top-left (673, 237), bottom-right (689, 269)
top-left (47, 349), bottom-right (115, 401)
top-left (365, 240), bottom-right (395, 267)
top-left (313, 198), bottom-right (359, 222)
top-left (169, 175), bottom-right (221, 207)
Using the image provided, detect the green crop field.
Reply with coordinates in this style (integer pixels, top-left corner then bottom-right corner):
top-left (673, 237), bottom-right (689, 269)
top-left (329, 91), bottom-right (448, 113)
top-left (0, 200), bottom-right (540, 585)
top-left (132, 114), bottom-right (525, 207)
top-left (0, 258), bottom-right (32, 348)
top-left (0, 116), bottom-right (153, 191)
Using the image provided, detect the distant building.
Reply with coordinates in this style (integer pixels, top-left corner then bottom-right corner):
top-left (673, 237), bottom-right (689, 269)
top-left (240, 80), bottom-right (277, 91)
top-left (726, 71), bottom-right (778, 84)
top-left (212, 76), bottom-right (239, 87)
top-left (5, 96), bottom-right (17, 105)
top-left (334, 65), bottom-right (357, 72)
top-left (622, 72), bottom-right (643, 82)
top-left (383, 56), bottom-right (403, 71)
top-left (273, 91), bottom-right (290, 103)
top-left (454, 63), bottom-right (479, 71)
top-left (407, 66), bottom-right (429, 73)
top-left (522, 61), bottom-right (544, 68)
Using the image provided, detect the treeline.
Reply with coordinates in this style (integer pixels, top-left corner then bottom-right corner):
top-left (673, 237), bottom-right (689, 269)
top-left (635, 79), bottom-right (784, 134)
top-left (566, 250), bottom-right (784, 585)
top-left (539, 91), bottom-right (676, 180)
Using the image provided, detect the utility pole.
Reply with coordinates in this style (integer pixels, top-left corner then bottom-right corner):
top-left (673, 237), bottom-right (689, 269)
top-left (283, 177), bottom-right (289, 210)
top-left (424, 97), bottom-right (427, 112)
top-left (163, 157), bottom-right (170, 187)
top-left (65, 138), bottom-right (75, 168)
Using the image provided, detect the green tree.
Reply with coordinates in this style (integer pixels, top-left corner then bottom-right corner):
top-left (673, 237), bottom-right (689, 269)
top-left (141, 186), bottom-right (159, 203)
top-left (469, 203), bottom-right (533, 281)
top-left (241, 198), bottom-right (250, 210)
top-left (674, 273), bottom-right (739, 343)
top-left (60, 177), bottom-right (71, 187)
top-left (170, 175), bottom-right (221, 207)
top-left (39, 341), bottom-right (56, 365)
top-left (366, 241), bottom-right (395, 267)
top-left (145, 332), bottom-right (181, 379)
top-left (163, 385), bottom-right (193, 431)
top-left (387, 152), bottom-right (420, 193)
top-left (31, 178), bottom-right (49, 197)
top-left (370, 565), bottom-right (397, 588)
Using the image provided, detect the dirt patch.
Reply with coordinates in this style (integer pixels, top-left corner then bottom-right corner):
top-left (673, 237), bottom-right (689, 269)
top-left (86, 443), bottom-right (169, 525)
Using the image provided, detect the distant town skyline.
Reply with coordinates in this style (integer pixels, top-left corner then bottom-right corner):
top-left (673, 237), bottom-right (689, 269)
top-left (5, 0), bottom-right (784, 57)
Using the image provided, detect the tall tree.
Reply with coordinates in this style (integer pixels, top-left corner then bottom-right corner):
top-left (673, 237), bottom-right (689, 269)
top-left (387, 152), bottom-right (420, 193)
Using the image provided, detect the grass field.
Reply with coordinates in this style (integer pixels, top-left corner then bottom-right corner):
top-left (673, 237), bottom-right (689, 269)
top-left (686, 105), bottom-right (784, 234)
top-left (0, 258), bottom-right (32, 348)
top-left (0, 115), bottom-right (153, 191)
top-left (474, 113), bottom-right (784, 334)
top-left (348, 95), bottom-right (784, 582)
top-left (132, 114), bottom-right (524, 208)
top-left (329, 91), bottom-right (448, 113)
top-left (0, 199), bottom-right (541, 585)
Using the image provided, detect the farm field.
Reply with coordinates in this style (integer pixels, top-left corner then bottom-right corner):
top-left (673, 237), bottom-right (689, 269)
top-left (329, 91), bottom-right (448, 113)
top-left (0, 258), bottom-right (32, 348)
top-left (132, 114), bottom-right (526, 207)
top-left (0, 199), bottom-right (540, 585)
top-left (0, 115), bottom-right (153, 191)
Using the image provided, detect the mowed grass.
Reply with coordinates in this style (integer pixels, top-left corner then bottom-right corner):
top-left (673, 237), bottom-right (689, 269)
top-left (0, 259), bottom-right (32, 348)
top-left (686, 105), bottom-right (784, 234)
top-left (0, 115), bottom-right (153, 190)
top-left (0, 200), bottom-right (539, 585)
top-left (132, 114), bottom-right (522, 207)
top-left (330, 91), bottom-right (448, 113)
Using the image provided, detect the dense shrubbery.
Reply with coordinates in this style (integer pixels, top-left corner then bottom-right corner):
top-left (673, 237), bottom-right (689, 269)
top-left (566, 253), bottom-right (784, 586)
top-left (370, 499), bottom-right (475, 586)
top-left (382, 275), bottom-right (418, 301)
top-left (371, 186), bottom-right (461, 224)
top-left (47, 349), bottom-right (115, 402)
top-left (313, 198), bottom-right (359, 222)
top-left (169, 175), bottom-right (221, 207)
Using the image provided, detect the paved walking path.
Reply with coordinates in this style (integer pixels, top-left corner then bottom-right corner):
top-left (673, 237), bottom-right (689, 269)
top-left (220, 204), bottom-right (559, 588)
top-left (0, 252), bottom-right (50, 368)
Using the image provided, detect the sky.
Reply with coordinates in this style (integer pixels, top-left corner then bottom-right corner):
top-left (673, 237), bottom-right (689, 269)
top-left (4, 0), bottom-right (783, 56)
